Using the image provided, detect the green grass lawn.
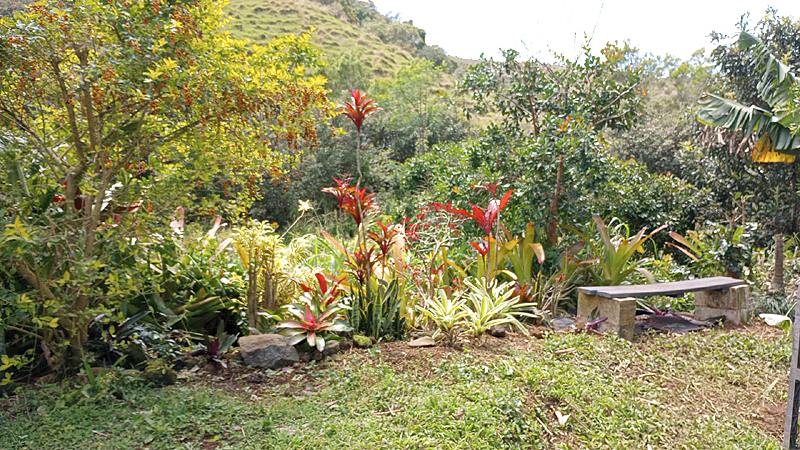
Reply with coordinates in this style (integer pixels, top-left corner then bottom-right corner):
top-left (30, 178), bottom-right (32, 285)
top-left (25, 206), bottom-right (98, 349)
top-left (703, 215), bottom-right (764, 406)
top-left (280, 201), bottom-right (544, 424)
top-left (0, 327), bottom-right (790, 449)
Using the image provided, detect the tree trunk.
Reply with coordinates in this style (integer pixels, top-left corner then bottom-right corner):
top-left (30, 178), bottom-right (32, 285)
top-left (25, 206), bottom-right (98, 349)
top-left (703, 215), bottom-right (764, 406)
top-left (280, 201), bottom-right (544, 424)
top-left (547, 156), bottom-right (564, 246)
top-left (247, 266), bottom-right (259, 330)
top-left (772, 233), bottom-right (785, 293)
top-left (263, 272), bottom-right (276, 311)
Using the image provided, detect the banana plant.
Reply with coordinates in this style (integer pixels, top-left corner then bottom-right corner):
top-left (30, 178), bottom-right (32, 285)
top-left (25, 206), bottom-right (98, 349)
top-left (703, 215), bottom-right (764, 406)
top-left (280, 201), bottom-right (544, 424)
top-left (698, 31), bottom-right (800, 161)
top-left (565, 214), bottom-right (665, 286)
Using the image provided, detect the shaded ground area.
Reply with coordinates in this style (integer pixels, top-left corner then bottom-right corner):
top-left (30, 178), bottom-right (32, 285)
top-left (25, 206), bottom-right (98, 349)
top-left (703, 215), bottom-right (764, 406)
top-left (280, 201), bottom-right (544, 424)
top-left (0, 324), bottom-right (791, 449)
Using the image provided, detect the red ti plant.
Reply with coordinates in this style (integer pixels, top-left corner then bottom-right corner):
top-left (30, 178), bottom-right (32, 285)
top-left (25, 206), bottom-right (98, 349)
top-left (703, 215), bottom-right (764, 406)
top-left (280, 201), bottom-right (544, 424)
top-left (340, 89), bottom-right (380, 185)
top-left (322, 177), bottom-right (377, 226)
top-left (445, 187), bottom-right (514, 282)
top-left (277, 273), bottom-right (351, 352)
top-left (368, 221), bottom-right (400, 261)
top-left (446, 189), bottom-right (512, 236)
top-left (343, 243), bottom-right (377, 287)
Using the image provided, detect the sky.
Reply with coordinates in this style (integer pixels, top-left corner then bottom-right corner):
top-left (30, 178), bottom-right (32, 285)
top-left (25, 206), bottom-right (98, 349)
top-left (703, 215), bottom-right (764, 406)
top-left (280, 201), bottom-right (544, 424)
top-left (369, 0), bottom-right (798, 62)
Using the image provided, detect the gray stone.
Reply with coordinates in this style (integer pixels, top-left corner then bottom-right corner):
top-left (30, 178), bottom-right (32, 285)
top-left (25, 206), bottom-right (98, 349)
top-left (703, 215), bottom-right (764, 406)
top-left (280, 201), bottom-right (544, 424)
top-left (182, 356), bottom-right (201, 369)
top-left (577, 293), bottom-right (637, 341)
top-left (408, 336), bottom-right (436, 347)
top-left (239, 334), bottom-right (299, 369)
top-left (322, 340), bottom-right (341, 357)
top-left (694, 285), bottom-right (752, 325)
top-left (123, 342), bottom-right (149, 368)
top-left (552, 316), bottom-right (576, 330)
top-left (488, 323), bottom-right (509, 338)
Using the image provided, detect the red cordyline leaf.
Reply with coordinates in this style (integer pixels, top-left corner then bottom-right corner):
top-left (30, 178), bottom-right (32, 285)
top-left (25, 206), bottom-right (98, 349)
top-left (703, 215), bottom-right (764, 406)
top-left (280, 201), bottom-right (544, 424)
top-left (444, 189), bottom-right (512, 235)
top-left (469, 239), bottom-right (490, 256)
top-left (340, 89), bottom-right (379, 132)
top-left (322, 178), bottom-right (377, 226)
top-left (314, 273), bottom-right (328, 294)
top-left (367, 221), bottom-right (399, 256)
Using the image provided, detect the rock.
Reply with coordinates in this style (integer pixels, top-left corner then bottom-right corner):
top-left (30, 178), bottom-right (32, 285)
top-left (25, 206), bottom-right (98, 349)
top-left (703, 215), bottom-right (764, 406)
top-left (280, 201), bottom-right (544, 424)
top-left (332, 354), bottom-right (343, 362)
top-left (408, 336), bottom-right (436, 347)
top-left (239, 334), bottom-right (299, 369)
top-left (339, 340), bottom-right (352, 351)
top-left (353, 335), bottom-right (373, 348)
top-left (144, 358), bottom-right (177, 386)
top-left (299, 352), bottom-right (312, 363)
top-left (553, 316), bottom-right (576, 330)
top-left (488, 324), bottom-right (509, 338)
top-left (182, 356), bottom-right (202, 369)
top-left (123, 342), bottom-right (149, 368)
top-left (312, 350), bottom-right (324, 361)
top-left (322, 340), bottom-right (341, 357)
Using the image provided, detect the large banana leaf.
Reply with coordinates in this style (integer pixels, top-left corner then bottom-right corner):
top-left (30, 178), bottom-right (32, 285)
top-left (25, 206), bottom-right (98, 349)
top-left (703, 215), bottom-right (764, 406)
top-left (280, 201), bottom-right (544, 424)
top-left (697, 31), bottom-right (800, 158)
top-left (738, 32), bottom-right (797, 109)
top-left (697, 94), bottom-right (800, 154)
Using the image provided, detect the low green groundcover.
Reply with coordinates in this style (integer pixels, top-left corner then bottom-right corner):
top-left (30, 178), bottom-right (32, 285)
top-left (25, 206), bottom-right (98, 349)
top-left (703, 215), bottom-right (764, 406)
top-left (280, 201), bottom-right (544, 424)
top-left (0, 329), bottom-right (789, 449)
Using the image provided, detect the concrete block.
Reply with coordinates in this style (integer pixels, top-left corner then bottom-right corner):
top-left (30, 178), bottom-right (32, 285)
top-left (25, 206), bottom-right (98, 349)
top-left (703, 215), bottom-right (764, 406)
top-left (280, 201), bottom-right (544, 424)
top-left (694, 285), bottom-right (751, 325)
top-left (578, 292), bottom-right (636, 341)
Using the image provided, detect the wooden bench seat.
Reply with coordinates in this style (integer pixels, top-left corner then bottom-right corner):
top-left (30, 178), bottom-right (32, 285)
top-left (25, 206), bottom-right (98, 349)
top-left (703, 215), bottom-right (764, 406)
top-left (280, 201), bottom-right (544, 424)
top-left (577, 276), bottom-right (751, 341)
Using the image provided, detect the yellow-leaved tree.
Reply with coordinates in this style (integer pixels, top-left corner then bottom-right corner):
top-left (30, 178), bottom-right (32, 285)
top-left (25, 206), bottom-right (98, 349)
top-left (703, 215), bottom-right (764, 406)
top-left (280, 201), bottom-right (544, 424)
top-left (0, 0), bottom-right (333, 371)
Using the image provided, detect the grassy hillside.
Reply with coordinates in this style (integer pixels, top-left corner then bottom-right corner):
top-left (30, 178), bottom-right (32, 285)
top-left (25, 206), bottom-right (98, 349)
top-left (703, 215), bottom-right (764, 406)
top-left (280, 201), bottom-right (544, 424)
top-left (225, 0), bottom-right (416, 78)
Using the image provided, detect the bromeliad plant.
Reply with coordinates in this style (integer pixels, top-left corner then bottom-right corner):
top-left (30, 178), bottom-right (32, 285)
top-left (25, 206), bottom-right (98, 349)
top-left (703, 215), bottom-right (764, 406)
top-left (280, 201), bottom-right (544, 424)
top-left (565, 214), bottom-right (666, 286)
top-left (416, 288), bottom-right (469, 345)
top-left (277, 273), bottom-right (351, 351)
top-left (461, 277), bottom-right (538, 337)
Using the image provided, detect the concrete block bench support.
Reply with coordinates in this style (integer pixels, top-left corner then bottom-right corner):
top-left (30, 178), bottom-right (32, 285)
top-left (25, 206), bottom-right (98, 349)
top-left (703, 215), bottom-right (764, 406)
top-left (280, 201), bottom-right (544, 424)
top-left (577, 292), bottom-right (636, 341)
top-left (577, 276), bottom-right (750, 341)
top-left (694, 284), bottom-right (752, 324)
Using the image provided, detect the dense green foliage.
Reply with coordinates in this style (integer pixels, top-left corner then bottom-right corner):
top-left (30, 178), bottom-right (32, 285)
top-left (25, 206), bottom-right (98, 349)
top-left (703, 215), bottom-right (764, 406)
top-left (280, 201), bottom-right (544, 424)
top-left (398, 131), bottom-right (708, 237)
top-left (0, 0), bottom-right (330, 375)
top-left (2, 3), bottom-right (799, 429)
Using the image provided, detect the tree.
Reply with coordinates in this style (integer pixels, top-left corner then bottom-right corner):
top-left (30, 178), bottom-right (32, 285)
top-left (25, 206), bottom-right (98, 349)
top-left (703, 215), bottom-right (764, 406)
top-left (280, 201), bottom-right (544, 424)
top-left (697, 20), bottom-right (800, 288)
top-left (0, 0), bottom-right (331, 367)
top-left (461, 43), bottom-right (646, 245)
top-left (371, 59), bottom-right (470, 162)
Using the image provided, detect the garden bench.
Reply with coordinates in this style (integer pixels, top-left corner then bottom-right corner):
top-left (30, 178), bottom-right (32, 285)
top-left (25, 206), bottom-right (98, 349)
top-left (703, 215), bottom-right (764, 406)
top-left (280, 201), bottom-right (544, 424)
top-left (577, 276), bottom-right (751, 341)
